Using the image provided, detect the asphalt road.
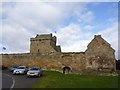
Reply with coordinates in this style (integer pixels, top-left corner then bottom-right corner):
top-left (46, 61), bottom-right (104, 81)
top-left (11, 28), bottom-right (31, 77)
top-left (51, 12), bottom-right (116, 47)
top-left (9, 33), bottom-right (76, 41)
top-left (2, 73), bottom-right (13, 88)
top-left (0, 71), bottom-right (2, 90)
top-left (2, 70), bottom-right (40, 88)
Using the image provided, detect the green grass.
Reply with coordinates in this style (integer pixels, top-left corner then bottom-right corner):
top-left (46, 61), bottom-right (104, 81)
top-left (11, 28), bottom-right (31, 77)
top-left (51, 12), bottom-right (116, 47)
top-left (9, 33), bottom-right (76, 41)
top-left (33, 70), bottom-right (118, 88)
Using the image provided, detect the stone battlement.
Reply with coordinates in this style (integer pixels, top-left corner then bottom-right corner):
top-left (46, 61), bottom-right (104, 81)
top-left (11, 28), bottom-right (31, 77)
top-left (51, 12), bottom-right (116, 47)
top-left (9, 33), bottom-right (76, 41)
top-left (30, 33), bottom-right (56, 43)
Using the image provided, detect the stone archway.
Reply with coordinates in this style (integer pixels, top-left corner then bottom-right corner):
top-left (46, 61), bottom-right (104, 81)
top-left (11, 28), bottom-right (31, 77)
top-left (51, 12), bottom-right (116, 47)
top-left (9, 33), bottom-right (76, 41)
top-left (62, 66), bottom-right (71, 74)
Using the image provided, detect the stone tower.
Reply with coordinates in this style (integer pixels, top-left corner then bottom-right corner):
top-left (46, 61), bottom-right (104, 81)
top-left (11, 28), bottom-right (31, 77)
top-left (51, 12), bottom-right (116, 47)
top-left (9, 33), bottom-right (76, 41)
top-left (30, 33), bottom-right (61, 54)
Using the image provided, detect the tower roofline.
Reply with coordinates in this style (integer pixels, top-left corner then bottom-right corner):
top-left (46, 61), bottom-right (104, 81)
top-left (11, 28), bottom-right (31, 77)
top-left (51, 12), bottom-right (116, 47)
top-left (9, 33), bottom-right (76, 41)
top-left (36, 33), bottom-right (53, 38)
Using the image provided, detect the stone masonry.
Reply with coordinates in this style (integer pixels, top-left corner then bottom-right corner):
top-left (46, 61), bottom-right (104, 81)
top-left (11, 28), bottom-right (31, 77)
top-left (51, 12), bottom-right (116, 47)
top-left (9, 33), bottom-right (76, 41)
top-left (1, 34), bottom-right (117, 75)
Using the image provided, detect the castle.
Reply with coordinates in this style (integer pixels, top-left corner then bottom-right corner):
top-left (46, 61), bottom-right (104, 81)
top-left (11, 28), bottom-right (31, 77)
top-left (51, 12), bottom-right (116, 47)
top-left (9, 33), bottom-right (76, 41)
top-left (1, 33), bottom-right (117, 75)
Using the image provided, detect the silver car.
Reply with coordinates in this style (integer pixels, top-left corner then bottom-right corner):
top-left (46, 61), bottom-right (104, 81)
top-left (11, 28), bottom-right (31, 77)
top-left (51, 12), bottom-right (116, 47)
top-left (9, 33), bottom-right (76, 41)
top-left (13, 66), bottom-right (28, 75)
top-left (9, 66), bottom-right (19, 72)
top-left (27, 67), bottom-right (42, 77)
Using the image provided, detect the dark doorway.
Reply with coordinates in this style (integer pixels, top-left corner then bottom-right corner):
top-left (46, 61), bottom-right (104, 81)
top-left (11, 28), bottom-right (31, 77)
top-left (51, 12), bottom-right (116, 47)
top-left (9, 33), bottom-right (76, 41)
top-left (63, 66), bottom-right (71, 74)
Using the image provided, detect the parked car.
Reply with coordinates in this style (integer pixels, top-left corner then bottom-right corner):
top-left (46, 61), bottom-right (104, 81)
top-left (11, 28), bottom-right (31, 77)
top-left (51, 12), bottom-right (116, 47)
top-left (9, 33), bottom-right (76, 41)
top-left (13, 66), bottom-right (28, 75)
top-left (9, 66), bottom-right (19, 72)
top-left (0, 65), bottom-right (7, 70)
top-left (27, 67), bottom-right (42, 77)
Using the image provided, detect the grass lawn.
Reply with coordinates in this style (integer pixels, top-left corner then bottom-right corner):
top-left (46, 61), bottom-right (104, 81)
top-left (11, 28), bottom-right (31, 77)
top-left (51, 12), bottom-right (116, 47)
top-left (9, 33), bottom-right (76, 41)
top-left (33, 70), bottom-right (118, 88)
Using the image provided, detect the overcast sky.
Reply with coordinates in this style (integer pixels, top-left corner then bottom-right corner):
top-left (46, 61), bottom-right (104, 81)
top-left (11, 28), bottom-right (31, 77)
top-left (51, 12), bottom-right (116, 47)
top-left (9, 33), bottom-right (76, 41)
top-left (0, 1), bottom-right (119, 59)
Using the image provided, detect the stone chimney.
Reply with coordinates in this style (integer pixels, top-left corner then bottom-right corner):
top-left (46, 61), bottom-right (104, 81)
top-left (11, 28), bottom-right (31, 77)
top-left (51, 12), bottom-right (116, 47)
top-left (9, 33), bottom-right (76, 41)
top-left (94, 35), bottom-right (101, 38)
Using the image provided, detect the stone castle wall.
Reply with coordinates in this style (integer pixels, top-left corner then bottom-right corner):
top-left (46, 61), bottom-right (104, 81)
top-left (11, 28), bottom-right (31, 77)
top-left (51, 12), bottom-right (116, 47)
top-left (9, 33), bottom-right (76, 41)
top-left (1, 52), bottom-right (86, 74)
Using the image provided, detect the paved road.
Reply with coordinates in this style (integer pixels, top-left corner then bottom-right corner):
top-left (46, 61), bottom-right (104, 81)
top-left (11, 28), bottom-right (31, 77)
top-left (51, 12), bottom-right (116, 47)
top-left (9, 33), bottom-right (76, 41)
top-left (0, 71), bottom-right (2, 90)
top-left (2, 73), bottom-right (13, 88)
top-left (2, 70), bottom-right (40, 88)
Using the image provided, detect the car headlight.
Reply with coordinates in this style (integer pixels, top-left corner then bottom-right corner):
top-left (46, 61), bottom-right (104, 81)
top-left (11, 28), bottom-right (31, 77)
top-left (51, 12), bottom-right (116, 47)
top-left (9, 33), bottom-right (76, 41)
top-left (27, 72), bottom-right (30, 74)
top-left (19, 71), bottom-right (24, 73)
top-left (34, 72), bottom-right (38, 74)
top-left (13, 70), bottom-right (16, 73)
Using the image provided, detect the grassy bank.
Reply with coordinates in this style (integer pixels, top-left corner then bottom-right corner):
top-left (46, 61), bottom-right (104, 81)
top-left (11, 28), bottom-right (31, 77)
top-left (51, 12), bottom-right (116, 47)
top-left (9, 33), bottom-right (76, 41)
top-left (33, 70), bottom-right (118, 88)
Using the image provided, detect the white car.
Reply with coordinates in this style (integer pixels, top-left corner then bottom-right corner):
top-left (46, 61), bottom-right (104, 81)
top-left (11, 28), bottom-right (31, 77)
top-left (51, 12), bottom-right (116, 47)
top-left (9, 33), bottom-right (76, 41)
top-left (27, 67), bottom-right (42, 77)
top-left (13, 66), bottom-right (28, 75)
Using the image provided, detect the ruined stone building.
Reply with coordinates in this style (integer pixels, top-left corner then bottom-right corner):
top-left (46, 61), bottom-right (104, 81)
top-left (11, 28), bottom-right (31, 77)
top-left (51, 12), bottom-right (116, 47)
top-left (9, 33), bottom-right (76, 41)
top-left (1, 33), bottom-right (117, 75)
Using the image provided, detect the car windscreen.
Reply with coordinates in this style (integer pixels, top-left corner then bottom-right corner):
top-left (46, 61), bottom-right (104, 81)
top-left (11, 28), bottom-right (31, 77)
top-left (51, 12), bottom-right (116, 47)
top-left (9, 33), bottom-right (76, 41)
top-left (30, 68), bottom-right (39, 70)
top-left (13, 66), bottom-right (18, 68)
top-left (17, 67), bottom-right (25, 69)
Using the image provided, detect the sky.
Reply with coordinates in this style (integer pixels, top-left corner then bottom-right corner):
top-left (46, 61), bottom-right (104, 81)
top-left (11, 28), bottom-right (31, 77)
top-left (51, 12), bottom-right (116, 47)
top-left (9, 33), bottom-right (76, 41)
top-left (0, 1), bottom-right (119, 59)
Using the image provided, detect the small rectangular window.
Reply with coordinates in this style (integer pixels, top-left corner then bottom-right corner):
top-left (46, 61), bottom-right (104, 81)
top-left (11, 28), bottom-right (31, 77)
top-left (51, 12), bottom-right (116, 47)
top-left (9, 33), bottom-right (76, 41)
top-left (38, 49), bottom-right (39, 52)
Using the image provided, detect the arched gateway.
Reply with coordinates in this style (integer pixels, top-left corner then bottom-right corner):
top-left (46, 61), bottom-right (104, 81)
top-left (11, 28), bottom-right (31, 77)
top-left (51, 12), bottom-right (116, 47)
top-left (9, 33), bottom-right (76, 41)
top-left (63, 66), bottom-right (71, 74)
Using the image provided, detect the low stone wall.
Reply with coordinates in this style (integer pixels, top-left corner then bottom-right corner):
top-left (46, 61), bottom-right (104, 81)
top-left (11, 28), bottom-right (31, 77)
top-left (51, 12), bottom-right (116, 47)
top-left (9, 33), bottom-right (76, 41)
top-left (0, 51), bottom-right (117, 76)
top-left (1, 52), bottom-right (86, 74)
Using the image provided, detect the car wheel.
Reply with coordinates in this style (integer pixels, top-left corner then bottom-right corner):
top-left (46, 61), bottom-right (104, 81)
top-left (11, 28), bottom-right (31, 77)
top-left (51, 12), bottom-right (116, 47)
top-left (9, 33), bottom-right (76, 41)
top-left (24, 71), bottom-right (27, 74)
